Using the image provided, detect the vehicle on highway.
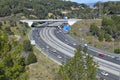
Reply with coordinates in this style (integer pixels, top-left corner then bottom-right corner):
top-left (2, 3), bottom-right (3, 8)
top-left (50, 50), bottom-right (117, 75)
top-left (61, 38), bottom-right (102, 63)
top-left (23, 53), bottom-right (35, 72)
top-left (59, 30), bottom-right (62, 32)
top-left (73, 43), bottom-right (76, 45)
top-left (101, 71), bottom-right (109, 76)
top-left (84, 44), bottom-right (88, 46)
top-left (56, 31), bottom-right (59, 33)
top-left (52, 49), bottom-right (57, 53)
top-left (58, 27), bottom-right (61, 29)
top-left (96, 73), bottom-right (101, 79)
top-left (57, 55), bottom-right (62, 59)
top-left (113, 57), bottom-right (120, 61)
top-left (46, 46), bottom-right (49, 49)
top-left (65, 39), bottom-right (68, 41)
top-left (98, 53), bottom-right (105, 57)
top-left (107, 55), bottom-right (115, 58)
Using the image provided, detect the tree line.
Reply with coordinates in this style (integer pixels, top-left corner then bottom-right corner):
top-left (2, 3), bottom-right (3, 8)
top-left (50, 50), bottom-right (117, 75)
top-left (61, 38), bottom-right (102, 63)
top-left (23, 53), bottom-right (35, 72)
top-left (90, 15), bottom-right (120, 54)
top-left (0, 0), bottom-right (96, 19)
top-left (94, 1), bottom-right (120, 16)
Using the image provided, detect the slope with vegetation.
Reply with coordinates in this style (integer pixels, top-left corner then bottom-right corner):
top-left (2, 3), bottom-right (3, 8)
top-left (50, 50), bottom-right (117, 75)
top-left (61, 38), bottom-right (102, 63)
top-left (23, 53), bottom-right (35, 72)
top-left (70, 1), bottom-right (120, 53)
top-left (28, 47), bottom-right (60, 80)
top-left (0, 21), bottom-right (37, 80)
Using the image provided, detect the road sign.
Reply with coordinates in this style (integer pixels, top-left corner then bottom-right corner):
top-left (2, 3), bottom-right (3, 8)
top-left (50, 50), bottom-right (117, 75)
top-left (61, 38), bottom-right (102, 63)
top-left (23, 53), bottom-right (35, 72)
top-left (63, 25), bottom-right (70, 31)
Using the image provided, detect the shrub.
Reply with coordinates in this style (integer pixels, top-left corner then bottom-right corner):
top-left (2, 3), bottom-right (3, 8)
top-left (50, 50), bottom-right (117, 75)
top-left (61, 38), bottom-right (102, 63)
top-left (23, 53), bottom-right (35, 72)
top-left (25, 52), bottom-right (37, 65)
top-left (23, 40), bottom-right (33, 52)
top-left (114, 48), bottom-right (120, 54)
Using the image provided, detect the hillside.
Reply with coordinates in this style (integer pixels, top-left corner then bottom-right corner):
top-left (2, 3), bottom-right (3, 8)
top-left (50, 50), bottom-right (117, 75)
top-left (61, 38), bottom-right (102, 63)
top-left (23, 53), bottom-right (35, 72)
top-left (0, 0), bottom-right (93, 19)
top-left (0, 21), bottom-right (32, 80)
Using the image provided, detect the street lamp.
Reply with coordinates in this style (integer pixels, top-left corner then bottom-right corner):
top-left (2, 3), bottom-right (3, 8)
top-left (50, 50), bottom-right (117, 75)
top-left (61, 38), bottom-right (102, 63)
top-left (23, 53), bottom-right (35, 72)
top-left (92, 36), bottom-right (94, 47)
top-left (79, 28), bottom-right (82, 43)
top-left (81, 38), bottom-right (84, 45)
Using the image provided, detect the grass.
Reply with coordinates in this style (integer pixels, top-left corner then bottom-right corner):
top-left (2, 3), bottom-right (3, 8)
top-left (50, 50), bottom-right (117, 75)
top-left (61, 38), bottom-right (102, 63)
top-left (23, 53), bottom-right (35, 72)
top-left (28, 47), bottom-right (61, 80)
top-left (69, 19), bottom-right (119, 53)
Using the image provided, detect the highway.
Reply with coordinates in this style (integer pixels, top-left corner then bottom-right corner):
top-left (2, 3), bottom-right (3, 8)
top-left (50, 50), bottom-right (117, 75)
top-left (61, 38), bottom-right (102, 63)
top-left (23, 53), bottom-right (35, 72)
top-left (31, 28), bottom-right (71, 64)
top-left (54, 27), bottom-right (120, 65)
top-left (30, 24), bottom-right (120, 80)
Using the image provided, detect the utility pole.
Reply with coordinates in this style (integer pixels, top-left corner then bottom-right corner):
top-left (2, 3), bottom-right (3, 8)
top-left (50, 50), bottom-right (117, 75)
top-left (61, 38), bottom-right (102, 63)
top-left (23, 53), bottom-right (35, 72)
top-left (79, 28), bottom-right (81, 42)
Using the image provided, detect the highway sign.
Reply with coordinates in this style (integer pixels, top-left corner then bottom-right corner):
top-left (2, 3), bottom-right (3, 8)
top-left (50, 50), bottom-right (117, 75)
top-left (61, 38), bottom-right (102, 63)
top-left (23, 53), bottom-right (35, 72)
top-left (63, 25), bottom-right (71, 31)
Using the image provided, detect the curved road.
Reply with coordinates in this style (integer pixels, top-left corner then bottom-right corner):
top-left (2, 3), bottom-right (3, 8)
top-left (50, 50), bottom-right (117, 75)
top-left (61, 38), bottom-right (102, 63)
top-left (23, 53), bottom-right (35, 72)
top-left (30, 26), bottom-right (120, 80)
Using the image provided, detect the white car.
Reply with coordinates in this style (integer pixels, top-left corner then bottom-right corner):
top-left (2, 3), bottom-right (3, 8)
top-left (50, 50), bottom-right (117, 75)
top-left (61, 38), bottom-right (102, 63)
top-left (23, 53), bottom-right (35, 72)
top-left (52, 49), bottom-right (57, 52)
top-left (57, 55), bottom-right (62, 59)
top-left (101, 71), bottom-right (109, 76)
top-left (84, 44), bottom-right (88, 46)
top-left (73, 43), bottom-right (76, 45)
top-left (46, 46), bottom-right (49, 49)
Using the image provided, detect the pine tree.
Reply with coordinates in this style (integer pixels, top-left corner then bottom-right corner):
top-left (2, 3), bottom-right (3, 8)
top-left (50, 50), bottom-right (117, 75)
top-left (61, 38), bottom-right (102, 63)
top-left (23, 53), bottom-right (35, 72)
top-left (59, 45), bottom-right (98, 80)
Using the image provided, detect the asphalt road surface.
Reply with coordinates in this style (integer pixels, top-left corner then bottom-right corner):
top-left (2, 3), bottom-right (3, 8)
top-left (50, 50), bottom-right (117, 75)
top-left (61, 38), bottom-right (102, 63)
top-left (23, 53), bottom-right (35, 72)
top-left (30, 26), bottom-right (120, 80)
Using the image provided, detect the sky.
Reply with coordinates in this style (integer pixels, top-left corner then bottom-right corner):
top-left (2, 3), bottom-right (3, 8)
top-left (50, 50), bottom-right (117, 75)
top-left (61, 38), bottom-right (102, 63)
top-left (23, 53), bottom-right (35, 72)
top-left (68, 0), bottom-right (120, 3)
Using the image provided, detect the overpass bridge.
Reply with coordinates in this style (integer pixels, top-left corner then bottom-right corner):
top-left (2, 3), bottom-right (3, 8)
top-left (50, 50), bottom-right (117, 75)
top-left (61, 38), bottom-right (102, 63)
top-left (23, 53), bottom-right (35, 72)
top-left (20, 19), bottom-right (80, 27)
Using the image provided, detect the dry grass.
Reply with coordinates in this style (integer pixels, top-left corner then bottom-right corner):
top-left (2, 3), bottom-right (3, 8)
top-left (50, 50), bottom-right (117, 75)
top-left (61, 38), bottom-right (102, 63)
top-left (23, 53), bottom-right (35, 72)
top-left (70, 19), bottom-right (119, 53)
top-left (28, 47), bottom-right (60, 80)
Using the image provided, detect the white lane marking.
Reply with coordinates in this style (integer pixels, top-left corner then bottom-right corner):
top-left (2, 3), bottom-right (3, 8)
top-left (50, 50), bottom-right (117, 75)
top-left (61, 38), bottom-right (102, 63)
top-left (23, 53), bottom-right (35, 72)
top-left (40, 27), bottom-right (74, 57)
top-left (39, 28), bottom-right (120, 76)
top-left (48, 28), bottom-right (75, 54)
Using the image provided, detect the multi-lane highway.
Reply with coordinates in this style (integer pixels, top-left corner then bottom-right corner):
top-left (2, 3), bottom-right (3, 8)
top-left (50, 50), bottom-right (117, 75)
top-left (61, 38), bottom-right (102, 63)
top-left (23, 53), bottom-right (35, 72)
top-left (54, 27), bottom-right (120, 64)
top-left (29, 23), bottom-right (120, 80)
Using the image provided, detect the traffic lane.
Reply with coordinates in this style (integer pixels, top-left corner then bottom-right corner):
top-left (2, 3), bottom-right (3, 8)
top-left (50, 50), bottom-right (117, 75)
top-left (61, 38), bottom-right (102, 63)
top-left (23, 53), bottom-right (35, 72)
top-left (33, 27), bottom-right (119, 66)
top-left (89, 46), bottom-right (120, 62)
top-left (32, 28), bottom-right (71, 64)
top-left (33, 34), bottom-right (67, 64)
top-left (54, 28), bottom-right (80, 48)
top-left (98, 69), bottom-right (119, 80)
top-left (32, 27), bottom-right (120, 80)
top-left (32, 28), bottom-right (65, 63)
top-left (42, 27), bottom-right (119, 65)
top-left (47, 27), bottom-right (75, 53)
top-left (54, 27), bottom-right (120, 65)
top-left (32, 28), bottom-right (120, 80)
top-left (87, 48), bottom-right (120, 65)
top-left (55, 28), bottom-right (80, 47)
top-left (50, 27), bottom-right (76, 51)
top-left (54, 28), bottom-right (77, 47)
top-left (48, 27), bottom-right (75, 54)
top-left (40, 27), bottom-right (74, 57)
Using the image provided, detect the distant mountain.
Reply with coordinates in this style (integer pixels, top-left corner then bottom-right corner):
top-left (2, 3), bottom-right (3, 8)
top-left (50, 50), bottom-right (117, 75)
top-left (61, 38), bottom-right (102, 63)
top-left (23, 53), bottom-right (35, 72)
top-left (86, 3), bottom-right (95, 7)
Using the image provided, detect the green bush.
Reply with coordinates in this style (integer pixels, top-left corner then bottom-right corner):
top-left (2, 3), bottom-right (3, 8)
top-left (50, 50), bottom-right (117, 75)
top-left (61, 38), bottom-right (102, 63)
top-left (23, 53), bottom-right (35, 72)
top-left (114, 48), bottom-right (120, 54)
top-left (0, 22), bottom-right (2, 29)
top-left (25, 52), bottom-right (37, 65)
top-left (23, 40), bottom-right (33, 52)
top-left (104, 34), bottom-right (111, 42)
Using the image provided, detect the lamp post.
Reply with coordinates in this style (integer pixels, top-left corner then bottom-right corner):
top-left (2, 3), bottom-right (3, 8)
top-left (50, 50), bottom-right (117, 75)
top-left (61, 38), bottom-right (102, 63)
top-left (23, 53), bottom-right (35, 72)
top-left (79, 28), bottom-right (82, 43)
top-left (113, 39), bottom-right (115, 53)
top-left (92, 36), bottom-right (94, 47)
